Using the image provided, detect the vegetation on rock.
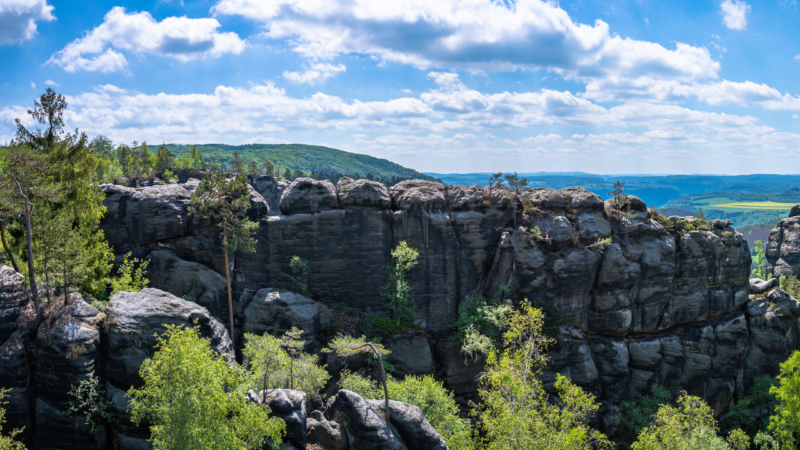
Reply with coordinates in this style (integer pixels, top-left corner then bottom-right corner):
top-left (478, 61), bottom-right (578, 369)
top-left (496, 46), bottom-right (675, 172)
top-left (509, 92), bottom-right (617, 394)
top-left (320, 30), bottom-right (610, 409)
top-left (381, 241), bottom-right (419, 326)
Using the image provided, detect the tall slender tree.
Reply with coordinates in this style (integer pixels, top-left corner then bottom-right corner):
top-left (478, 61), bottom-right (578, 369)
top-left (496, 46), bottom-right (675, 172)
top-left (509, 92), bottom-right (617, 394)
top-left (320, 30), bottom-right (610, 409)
top-left (189, 173), bottom-right (258, 337)
top-left (504, 172), bottom-right (528, 228)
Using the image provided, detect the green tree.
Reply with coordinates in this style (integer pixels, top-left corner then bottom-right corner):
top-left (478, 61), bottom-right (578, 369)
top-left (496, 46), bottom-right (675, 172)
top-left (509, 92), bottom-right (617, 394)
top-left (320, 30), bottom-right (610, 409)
top-left (116, 144), bottom-right (134, 176)
top-left (128, 325), bottom-right (285, 450)
top-left (619, 385), bottom-right (672, 448)
top-left (243, 328), bottom-right (330, 403)
top-left (474, 299), bottom-right (611, 450)
top-left (289, 256), bottom-right (310, 295)
top-left (232, 151), bottom-right (245, 174)
top-left (154, 146), bottom-right (175, 173)
top-left (503, 172), bottom-right (528, 229)
top-left (64, 376), bottom-right (114, 432)
top-left (263, 160), bottom-right (275, 178)
top-left (487, 172), bottom-right (503, 204)
top-left (247, 160), bottom-right (259, 176)
top-left (0, 388), bottom-right (26, 450)
top-left (136, 142), bottom-right (154, 176)
top-left (631, 392), bottom-right (748, 450)
top-left (381, 241), bottom-right (419, 326)
top-left (189, 145), bottom-right (203, 169)
top-left (324, 335), bottom-right (392, 420)
top-left (767, 351), bottom-right (800, 449)
top-left (189, 173), bottom-right (258, 336)
top-left (752, 240), bottom-right (771, 280)
top-left (451, 293), bottom-right (512, 360)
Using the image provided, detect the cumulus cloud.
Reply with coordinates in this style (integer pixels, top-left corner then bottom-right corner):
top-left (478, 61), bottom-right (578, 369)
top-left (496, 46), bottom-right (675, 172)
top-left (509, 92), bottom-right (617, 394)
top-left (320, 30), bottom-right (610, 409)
top-left (283, 63), bottom-right (345, 85)
top-left (44, 79), bottom-right (58, 86)
top-left (0, 0), bottom-right (55, 45)
top-left (30, 82), bottom-right (35, 89)
top-left (212, 0), bottom-right (718, 81)
top-left (47, 7), bottom-right (245, 72)
top-left (795, 55), bottom-right (800, 61)
top-left (524, 134), bottom-right (561, 143)
top-left (720, 0), bottom-right (750, 31)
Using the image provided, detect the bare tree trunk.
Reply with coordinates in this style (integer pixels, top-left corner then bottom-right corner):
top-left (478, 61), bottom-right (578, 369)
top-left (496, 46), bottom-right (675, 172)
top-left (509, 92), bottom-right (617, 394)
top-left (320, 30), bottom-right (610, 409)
top-left (10, 170), bottom-right (41, 322)
top-left (358, 343), bottom-right (391, 422)
top-left (224, 246), bottom-right (234, 340)
top-left (0, 220), bottom-right (19, 273)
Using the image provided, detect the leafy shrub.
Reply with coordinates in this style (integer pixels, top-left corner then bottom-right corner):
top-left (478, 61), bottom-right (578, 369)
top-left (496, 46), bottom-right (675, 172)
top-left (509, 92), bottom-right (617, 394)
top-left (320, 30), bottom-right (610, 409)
top-left (619, 385), bottom-right (671, 448)
top-left (64, 376), bottom-right (115, 432)
top-left (289, 256), bottom-right (310, 295)
top-left (0, 388), bottom-right (25, 449)
top-left (109, 252), bottom-right (149, 294)
top-left (751, 240), bottom-right (772, 280)
top-left (779, 275), bottom-right (800, 299)
top-left (451, 294), bottom-right (512, 360)
top-left (90, 300), bottom-right (108, 312)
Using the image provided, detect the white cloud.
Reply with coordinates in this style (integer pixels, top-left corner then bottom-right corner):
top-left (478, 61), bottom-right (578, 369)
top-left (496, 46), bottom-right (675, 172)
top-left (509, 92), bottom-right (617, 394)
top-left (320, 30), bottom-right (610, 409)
top-left (0, 0), bottom-right (55, 44)
top-left (283, 63), bottom-right (345, 85)
top-left (523, 133), bottom-right (561, 143)
top-left (795, 55), bottom-right (800, 61)
top-left (720, 0), bottom-right (750, 31)
top-left (47, 6), bottom-right (245, 72)
top-left (44, 79), bottom-right (58, 86)
top-left (793, 114), bottom-right (799, 119)
top-left (30, 82), bottom-right (35, 89)
top-left (401, 89), bottom-right (412, 93)
top-left (213, 0), bottom-right (719, 82)
top-left (453, 133), bottom-right (478, 140)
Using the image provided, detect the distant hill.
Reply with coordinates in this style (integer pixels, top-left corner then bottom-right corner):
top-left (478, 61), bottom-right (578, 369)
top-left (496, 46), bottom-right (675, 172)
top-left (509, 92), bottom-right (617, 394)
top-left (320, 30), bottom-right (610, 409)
top-left (165, 143), bottom-right (440, 182)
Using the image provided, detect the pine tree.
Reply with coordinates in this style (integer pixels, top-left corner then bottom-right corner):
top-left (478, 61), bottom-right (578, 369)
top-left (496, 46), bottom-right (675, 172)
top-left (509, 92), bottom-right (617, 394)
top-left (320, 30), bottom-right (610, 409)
top-left (189, 173), bottom-right (258, 337)
top-left (504, 172), bottom-right (528, 228)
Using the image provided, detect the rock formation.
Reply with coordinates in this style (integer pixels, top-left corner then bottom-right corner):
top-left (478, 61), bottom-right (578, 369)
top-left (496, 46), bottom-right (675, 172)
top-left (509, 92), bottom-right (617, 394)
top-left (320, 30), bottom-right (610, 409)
top-left (6, 177), bottom-right (800, 447)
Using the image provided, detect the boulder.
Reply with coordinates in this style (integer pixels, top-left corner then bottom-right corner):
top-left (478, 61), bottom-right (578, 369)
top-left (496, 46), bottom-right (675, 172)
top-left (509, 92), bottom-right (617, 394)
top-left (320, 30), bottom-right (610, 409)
top-left (145, 250), bottom-right (227, 321)
top-left (325, 390), bottom-right (408, 450)
top-left (0, 330), bottom-right (32, 441)
top-left (750, 277), bottom-right (779, 295)
top-left (0, 266), bottom-right (28, 343)
top-left (445, 185), bottom-right (486, 211)
top-left (243, 289), bottom-right (323, 342)
top-left (307, 410), bottom-right (348, 450)
top-left (337, 177), bottom-right (391, 209)
top-left (385, 328), bottom-right (434, 376)
top-left (252, 389), bottom-right (307, 449)
top-left (390, 180), bottom-right (446, 212)
top-left (280, 178), bottom-right (339, 215)
top-left (366, 399), bottom-right (448, 450)
top-left (100, 183), bottom-right (192, 251)
top-left (604, 194), bottom-right (647, 212)
top-left (105, 288), bottom-right (233, 388)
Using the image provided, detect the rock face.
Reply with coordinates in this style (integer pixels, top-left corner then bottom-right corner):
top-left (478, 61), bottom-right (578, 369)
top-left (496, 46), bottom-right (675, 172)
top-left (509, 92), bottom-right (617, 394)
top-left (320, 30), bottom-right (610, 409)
top-left (766, 212), bottom-right (800, 276)
top-left (146, 250), bottom-right (228, 321)
top-left (93, 178), bottom-right (799, 434)
top-left (242, 289), bottom-right (327, 343)
top-left (325, 390), bottom-right (409, 450)
top-left (250, 389), bottom-right (308, 449)
top-left (106, 288), bottom-right (234, 389)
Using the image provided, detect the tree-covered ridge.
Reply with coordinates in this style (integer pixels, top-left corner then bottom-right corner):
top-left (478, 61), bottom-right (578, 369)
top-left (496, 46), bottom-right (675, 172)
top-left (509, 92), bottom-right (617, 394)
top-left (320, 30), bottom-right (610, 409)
top-left (164, 143), bottom-right (440, 183)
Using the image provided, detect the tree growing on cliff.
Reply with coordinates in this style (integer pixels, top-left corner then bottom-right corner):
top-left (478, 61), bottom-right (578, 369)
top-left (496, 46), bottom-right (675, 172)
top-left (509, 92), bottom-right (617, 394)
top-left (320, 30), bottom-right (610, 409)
top-left (473, 299), bottom-right (612, 450)
top-left (189, 173), bottom-right (258, 337)
top-left (485, 172), bottom-right (503, 207)
top-left (381, 241), bottom-right (419, 326)
top-left (324, 335), bottom-right (393, 420)
top-left (503, 172), bottom-right (528, 229)
top-left (751, 240), bottom-right (771, 280)
top-left (289, 256), bottom-right (310, 295)
top-left (128, 325), bottom-right (285, 450)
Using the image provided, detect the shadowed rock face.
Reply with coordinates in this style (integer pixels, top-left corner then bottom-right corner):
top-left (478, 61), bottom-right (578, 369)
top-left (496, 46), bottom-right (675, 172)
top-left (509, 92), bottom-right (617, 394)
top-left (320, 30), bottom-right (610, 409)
top-left (93, 178), bottom-right (777, 435)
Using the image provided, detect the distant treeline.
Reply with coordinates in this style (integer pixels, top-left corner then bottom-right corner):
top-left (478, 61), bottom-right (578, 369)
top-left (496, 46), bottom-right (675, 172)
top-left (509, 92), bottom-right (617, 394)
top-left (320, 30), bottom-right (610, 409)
top-left (84, 138), bottom-right (434, 187)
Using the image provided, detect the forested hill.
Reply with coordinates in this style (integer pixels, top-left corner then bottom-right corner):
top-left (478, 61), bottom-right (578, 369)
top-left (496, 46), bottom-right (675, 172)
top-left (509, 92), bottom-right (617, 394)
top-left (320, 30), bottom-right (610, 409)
top-left (165, 143), bottom-right (439, 182)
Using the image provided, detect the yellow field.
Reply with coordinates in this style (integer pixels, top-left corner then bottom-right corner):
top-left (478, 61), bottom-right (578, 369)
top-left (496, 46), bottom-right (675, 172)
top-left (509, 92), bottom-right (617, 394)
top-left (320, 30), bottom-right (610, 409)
top-left (712, 201), bottom-right (796, 210)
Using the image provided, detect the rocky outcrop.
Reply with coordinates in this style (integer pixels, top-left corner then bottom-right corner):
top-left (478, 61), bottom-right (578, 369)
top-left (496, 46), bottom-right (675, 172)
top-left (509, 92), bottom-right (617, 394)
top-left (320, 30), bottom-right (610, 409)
top-left (385, 328), bottom-right (434, 376)
top-left (0, 266), bottom-right (29, 343)
top-left (325, 390), bottom-right (408, 450)
top-left (248, 389), bottom-right (308, 449)
top-left (105, 288), bottom-right (234, 389)
top-left (280, 178), bottom-right (339, 215)
top-left (766, 212), bottom-right (800, 277)
top-left (95, 179), bottom-right (770, 433)
top-left (366, 399), bottom-right (448, 450)
top-left (242, 289), bottom-right (331, 344)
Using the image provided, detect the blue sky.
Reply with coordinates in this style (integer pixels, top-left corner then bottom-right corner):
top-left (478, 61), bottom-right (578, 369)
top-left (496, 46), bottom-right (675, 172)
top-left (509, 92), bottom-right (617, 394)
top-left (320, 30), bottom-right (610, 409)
top-left (1, 0), bottom-right (799, 174)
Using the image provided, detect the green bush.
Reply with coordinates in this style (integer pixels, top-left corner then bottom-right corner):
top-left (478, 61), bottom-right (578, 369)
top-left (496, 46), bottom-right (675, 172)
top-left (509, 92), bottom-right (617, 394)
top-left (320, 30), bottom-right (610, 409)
top-left (450, 293), bottom-right (512, 360)
top-left (381, 241), bottom-right (419, 326)
top-left (0, 388), bottom-right (25, 449)
top-left (767, 351), bottom-right (800, 449)
top-left (109, 252), bottom-right (149, 294)
top-left (289, 256), bottom-right (310, 295)
top-left (619, 385), bottom-right (671, 448)
top-left (722, 375), bottom-right (778, 437)
top-left (64, 376), bottom-right (115, 432)
top-left (779, 275), bottom-right (800, 299)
